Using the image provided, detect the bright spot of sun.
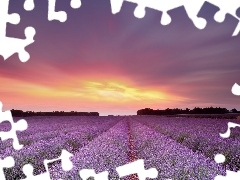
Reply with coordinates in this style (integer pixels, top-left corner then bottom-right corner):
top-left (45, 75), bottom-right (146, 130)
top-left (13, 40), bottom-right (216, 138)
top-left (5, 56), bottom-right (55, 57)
top-left (82, 81), bottom-right (168, 102)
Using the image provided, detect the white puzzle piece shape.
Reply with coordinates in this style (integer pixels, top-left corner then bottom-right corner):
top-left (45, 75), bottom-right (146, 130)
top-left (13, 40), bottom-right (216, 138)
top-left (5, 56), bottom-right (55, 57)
top-left (232, 83), bottom-right (240, 96)
top-left (0, 102), bottom-right (28, 150)
top-left (116, 159), bottom-right (158, 180)
top-left (22, 164), bottom-right (51, 180)
top-left (22, 149), bottom-right (73, 179)
top-left (0, 156), bottom-right (15, 180)
top-left (0, 0), bottom-right (36, 62)
top-left (79, 169), bottom-right (109, 180)
top-left (110, 0), bottom-right (240, 36)
top-left (220, 122), bottom-right (240, 138)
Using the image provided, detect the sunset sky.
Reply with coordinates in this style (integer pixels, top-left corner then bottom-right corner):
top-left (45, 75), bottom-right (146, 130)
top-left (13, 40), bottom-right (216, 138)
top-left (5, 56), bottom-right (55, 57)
top-left (1, 0), bottom-right (240, 115)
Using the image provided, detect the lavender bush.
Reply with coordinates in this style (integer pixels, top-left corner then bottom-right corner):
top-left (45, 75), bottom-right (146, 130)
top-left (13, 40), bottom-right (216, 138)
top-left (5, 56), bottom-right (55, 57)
top-left (135, 116), bottom-right (240, 171)
top-left (0, 115), bottom-right (238, 179)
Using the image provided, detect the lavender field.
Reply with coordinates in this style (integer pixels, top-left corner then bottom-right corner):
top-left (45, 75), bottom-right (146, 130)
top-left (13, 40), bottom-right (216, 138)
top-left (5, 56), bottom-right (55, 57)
top-left (1, 116), bottom-right (240, 179)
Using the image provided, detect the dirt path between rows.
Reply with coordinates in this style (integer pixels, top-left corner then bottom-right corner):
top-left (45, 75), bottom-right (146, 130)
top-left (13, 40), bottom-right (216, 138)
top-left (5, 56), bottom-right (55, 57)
top-left (126, 117), bottom-right (139, 180)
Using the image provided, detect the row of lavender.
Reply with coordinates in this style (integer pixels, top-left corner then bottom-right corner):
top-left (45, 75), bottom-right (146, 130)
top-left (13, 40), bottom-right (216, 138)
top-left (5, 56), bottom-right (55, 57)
top-left (134, 116), bottom-right (240, 171)
top-left (1, 116), bottom-right (234, 179)
top-left (51, 118), bottom-right (130, 179)
top-left (128, 118), bottom-right (225, 179)
top-left (49, 117), bottom-right (226, 179)
top-left (2, 116), bottom-right (122, 179)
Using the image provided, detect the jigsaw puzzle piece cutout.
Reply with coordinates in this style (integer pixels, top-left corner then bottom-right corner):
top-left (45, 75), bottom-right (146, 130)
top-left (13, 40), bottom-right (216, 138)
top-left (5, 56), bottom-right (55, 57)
top-left (214, 170), bottom-right (240, 180)
top-left (215, 154), bottom-right (225, 164)
top-left (150, 0), bottom-right (186, 25)
top-left (0, 101), bottom-right (28, 150)
top-left (206, 0), bottom-right (240, 36)
top-left (220, 122), bottom-right (240, 138)
top-left (44, 149), bottom-right (73, 171)
top-left (232, 83), bottom-right (240, 96)
top-left (214, 154), bottom-right (238, 179)
top-left (22, 150), bottom-right (73, 179)
top-left (110, 0), bottom-right (124, 14)
top-left (182, 0), bottom-right (207, 29)
top-left (110, 0), bottom-right (185, 25)
top-left (48, 0), bottom-right (67, 22)
top-left (0, 0), bottom-right (36, 62)
top-left (79, 169), bottom-right (109, 180)
top-left (0, 27), bottom-right (36, 62)
top-left (233, 21), bottom-right (240, 36)
top-left (206, 0), bottom-right (240, 23)
top-left (110, 0), bottom-right (240, 35)
top-left (214, 108), bottom-right (240, 179)
top-left (0, 156), bottom-right (15, 180)
top-left (5, 13), bottom-right (20, 27)
top-left (24, 0), bottom-right (35, 11)
top-left (0, 0), bottom-right (20, 37)
top-left (48, 0), bottom-right (81, 22)
top-left (0, 27), bottom-right (35, 62)
top-left (22, 164), bottom-right (51, 180)
top-left (116, 159), bottom-right (158, 180)
top-left (0, 118), bottom-right (28, 150)
top-left (110, 0), bottom-right (207, 27)
top-left (24, 0), bottom-right (85, 11)
top-left (71, 0), bottom-right (81, 9)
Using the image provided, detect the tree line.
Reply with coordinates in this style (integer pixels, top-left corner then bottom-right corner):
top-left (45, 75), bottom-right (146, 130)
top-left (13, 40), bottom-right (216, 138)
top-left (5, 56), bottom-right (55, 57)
top-left (11, 110), bottom-right (99, 117)
top-left (137, 107), bottom-right (239, 115)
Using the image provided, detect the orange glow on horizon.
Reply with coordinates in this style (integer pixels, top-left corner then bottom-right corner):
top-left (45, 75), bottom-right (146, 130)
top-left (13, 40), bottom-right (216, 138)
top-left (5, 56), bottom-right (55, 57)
top-left (0, 76), bottom-right (188, 115)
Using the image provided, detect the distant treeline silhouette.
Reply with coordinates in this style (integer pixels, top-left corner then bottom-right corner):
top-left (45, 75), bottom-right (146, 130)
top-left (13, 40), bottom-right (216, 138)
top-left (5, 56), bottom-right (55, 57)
top-left (11, 110), bottom-right (99, 117)
top-left (137, 107), bottom-right (239, 115)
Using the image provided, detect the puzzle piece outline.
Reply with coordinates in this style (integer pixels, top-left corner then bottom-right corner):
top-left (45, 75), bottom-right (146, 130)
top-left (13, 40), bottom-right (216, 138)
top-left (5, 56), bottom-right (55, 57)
top-left (207, 0), bottom-right (240, 36)
top-left (24, 0), bottom-right (82, 22)
top-left (0, 0), bottom-right (36, 62)
top-left (79, 169), bottom-right (109, 180)
top-left (110, 0), bottom-right (240, 36)
top-left (0, 156), bottom-right (15, 180)
top-left (0, 102), bottom-right (28, 150)
top-left (22, 149), bottom-right (73, 180)
top-left (116, 159), bottom-right (158, 180)
top-left (0, 0), bottom-right (82, 62)
top-left (1, 0), bottom-right (240, 62)
top-left (214, 85), bottom-right (240, 179)
top-left (232, 83), bottom-right (240, 96)
top-left (214, 170), bottom-right (240, 180)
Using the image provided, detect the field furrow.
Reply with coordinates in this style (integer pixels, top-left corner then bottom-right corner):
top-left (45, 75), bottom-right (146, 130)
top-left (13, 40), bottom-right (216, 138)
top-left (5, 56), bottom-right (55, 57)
top-left (135, 116), bottom-right (240, 171)
top-left (1, 116), bottom-right (238, 179)
top-left (129, 118), bottom-right (226, 180)
top-left (51, 118), bottom-right (130, 179)
top-left (3, 116), bottom-right (122, 179)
